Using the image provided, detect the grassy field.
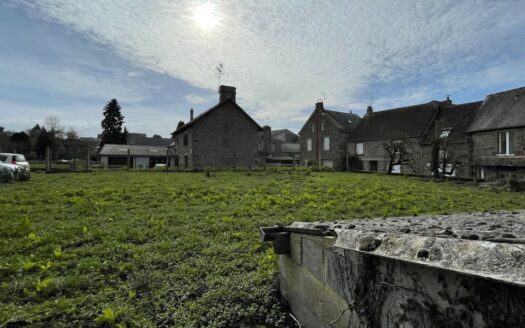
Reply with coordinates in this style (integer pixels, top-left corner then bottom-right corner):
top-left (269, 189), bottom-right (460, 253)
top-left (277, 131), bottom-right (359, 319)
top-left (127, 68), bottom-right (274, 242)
top-left (1, 171), bottom-right (524, 327)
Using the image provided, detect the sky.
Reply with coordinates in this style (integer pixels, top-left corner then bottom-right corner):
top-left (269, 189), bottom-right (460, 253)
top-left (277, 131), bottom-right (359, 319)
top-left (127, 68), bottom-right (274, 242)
top-left (1, 0), bottom-right (525, 137)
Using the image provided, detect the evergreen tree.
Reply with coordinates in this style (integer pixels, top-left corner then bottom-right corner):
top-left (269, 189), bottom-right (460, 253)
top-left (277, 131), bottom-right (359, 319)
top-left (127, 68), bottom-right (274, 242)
top-left (10, 132), bottom-right (31, 155)
top-left (100, 99), bottom-right (127, 147)
top-left (34, 128), bottom-right (56, 160)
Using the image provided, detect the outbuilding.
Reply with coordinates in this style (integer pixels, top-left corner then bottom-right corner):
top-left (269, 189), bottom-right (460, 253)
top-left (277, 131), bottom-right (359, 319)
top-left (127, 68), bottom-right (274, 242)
top-left (99, 144), bottom-right (167, 169)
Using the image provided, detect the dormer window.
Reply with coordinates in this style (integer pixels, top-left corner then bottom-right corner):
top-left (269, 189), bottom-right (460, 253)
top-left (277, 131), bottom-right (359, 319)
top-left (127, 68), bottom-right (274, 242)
top-left (440, 128), bottom-right (452, 138)
top-left (321, 120), bottom-right (325, 131)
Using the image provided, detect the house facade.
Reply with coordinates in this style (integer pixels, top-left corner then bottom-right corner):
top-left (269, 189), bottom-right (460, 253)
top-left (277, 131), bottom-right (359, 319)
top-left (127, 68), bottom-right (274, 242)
top-left (469, 87), bottom-right (525, 181)
top-left (168, 85), bottom-right (270, 170)
top-left (347, 101), bottom-right (446, 175)
top-left (299, 102), bottom-right (361, 170)
top-left (419, 101), bottom-right (482, 178)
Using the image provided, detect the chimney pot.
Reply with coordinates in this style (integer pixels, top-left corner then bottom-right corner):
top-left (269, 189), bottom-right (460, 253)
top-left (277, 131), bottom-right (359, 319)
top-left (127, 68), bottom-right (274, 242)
top-left (219, 85), bottom-right (236, 103)
top-left (190, 108), bottom-right (194, 121)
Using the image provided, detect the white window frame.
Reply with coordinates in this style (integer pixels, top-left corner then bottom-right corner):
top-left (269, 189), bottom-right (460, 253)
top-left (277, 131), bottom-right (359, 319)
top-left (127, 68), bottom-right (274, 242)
top-left (356, 143), bottom-right (364, 155)
top-left (307, 138), bottom-right (312, 152)
top-left (324, 137), bottom-right (330, 151)
top-left (498, 131), bottom-right (513, 155)
top-left (440, 128), bottom-right (452, 138)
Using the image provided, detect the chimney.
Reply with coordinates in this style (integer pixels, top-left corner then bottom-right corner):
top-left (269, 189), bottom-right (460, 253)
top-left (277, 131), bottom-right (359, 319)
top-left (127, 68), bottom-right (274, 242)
top-left (315, 101), bottom-right (324, 112)
top-left (366, 105), bottom-right (373, 115)
top-left (190, 108), bottom-right (194, 121)
top-left (219, 85), bottom-right (236, 103)
top-left (445, 95), bottom-right (452, 104)
top-left (349, 109), bottom-right (352, 115)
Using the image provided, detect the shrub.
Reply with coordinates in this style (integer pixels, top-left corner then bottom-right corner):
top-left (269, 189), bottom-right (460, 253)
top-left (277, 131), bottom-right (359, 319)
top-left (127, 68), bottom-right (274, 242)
top-left (15, 168), bottom-right (31, 182)
top-left (0, 167), bottom-right (15, 183)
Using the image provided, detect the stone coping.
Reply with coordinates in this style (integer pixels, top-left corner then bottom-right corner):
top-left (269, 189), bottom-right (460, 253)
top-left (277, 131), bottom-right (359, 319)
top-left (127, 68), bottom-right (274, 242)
top-left (288, 211), bottom-right (525, 286)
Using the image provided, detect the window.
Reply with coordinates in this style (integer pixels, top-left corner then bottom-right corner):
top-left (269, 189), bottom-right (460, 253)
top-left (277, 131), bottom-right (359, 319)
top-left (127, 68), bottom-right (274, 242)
top-left (356, 143), bottom-right (364, 155)
top-left (324, 137), bottom-right (330, 151)
top-left (183, 134), bottom-right (188, 146)
top-left (311, 124), bottom-right (315, 132)
top-left (440, 128), bottom-right (452, 138)
top-left (498, 131), bottom-right (513, 155)
top-left (307, 138), bottom-right (312, 152)
top-left (17, 155), bottom-right (26, 162)
top-left (184, 155), bottom-right (188, 168)
top-left (321, 120), bottom-right (325, 131)
top-left (0, 155), bottom-right (7, 162)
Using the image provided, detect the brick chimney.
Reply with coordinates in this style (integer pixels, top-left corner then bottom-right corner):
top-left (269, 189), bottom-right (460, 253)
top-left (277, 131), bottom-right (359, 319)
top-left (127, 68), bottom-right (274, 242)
top-left (219, 85), bottom-right (236, 103)
top-left (366, 105), bottom-right (373, 115)
top-left (190, 108), bottom-right (194, 121)
top-left (315, 101), bottom-right (324, 112)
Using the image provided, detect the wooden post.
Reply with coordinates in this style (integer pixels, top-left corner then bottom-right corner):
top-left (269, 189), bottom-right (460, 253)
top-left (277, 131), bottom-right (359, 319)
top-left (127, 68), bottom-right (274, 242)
top-left (45, 147), bottom-right (51, 172)
top-left (127, 148), bottom-right (131, 170)
top-left (87, 148), bottom-right (91, 172)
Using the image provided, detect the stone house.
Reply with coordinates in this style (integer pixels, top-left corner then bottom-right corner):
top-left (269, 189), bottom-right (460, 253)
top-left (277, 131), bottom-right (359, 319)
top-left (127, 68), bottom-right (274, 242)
top-left (168, 85), bottom-right (270, 170)
top-left (298, 102), bottom-right (361, 170)
top-left (469, 87), bottom-right (525, 181)
top-left (347, 101), bottom-right (446, 175)
top-left (419, 101), bottom-right (482, 177)
top-left (267, 129), bottom-right (300, 165)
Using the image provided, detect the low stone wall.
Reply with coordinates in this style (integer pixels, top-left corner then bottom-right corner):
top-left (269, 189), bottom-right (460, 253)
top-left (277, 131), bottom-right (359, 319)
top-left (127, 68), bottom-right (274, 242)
top-left (263, 211), bottom-right (525, 328)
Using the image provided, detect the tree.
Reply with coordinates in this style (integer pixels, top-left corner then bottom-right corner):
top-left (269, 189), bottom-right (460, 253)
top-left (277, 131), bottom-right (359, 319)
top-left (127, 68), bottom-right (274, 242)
top-left (430, 134), bottom-right (463, 179)
top-left (382, 140), bottom-right (416, 174)
top-left (10, 132), bottom-right (31, 154)
top-left (34, 128), bottom-right (56, 160)
top-left (44, 115), bottom-right (64, 139)
top-left (171, 121), bottom-right (185, 138)
top-left (100, 99), bottom-right (127, 147)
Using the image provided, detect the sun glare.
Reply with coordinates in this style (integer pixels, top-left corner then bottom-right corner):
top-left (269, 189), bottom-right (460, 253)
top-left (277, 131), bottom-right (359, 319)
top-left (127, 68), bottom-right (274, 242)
top-left (193, 2), bottom-right (219, 30)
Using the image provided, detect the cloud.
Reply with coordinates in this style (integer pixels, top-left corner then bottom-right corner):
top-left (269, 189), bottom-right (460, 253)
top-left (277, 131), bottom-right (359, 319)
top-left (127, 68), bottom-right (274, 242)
top-left (9, 0), bottom-right (525, 126)
top-left (184, 94), bottom-right (211, 104)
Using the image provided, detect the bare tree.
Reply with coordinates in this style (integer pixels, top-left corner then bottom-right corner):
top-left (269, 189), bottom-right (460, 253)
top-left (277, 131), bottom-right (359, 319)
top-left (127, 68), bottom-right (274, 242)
top-left (382, 139), bottom-right (416, 174)
top-left (44, 115), bottom-right (64, 139)
top-left (430, 132), bottom-right (464, 178)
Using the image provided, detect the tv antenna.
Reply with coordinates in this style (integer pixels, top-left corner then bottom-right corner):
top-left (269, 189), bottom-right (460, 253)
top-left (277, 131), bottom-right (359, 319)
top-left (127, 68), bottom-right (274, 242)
top-left (321, 92), bottom-right (327, 102)
top-left (216, 63), bottom-right (224, 91)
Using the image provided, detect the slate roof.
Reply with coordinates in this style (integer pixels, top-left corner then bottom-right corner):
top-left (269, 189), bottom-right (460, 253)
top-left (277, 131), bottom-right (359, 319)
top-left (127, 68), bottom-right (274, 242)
top-left (271, 129), bottom-right (299, 143)
top-left (99, 144), bottom-right (167, 156)
top-left (325, 110), bottom-right (361, 131)
top-left (468, 86), bottom-right (525, 132)
top-left (172, 99), bottom-right (262, 135)
top-left (350, 101), bottom-right (442, 141)
top-left (421, 101), bottom-right (482, 144)
top-left (130, 136), bottom-right (172, 147)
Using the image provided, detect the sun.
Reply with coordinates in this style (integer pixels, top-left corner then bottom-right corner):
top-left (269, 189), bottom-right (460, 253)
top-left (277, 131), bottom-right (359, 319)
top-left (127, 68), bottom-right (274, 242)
top-left (193, 2), bottom-right (219, 30)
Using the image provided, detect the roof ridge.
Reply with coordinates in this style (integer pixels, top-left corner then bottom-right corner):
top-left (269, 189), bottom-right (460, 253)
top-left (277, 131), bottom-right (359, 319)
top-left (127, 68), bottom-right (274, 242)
top-left (487, 86), bottom-right (525, 98)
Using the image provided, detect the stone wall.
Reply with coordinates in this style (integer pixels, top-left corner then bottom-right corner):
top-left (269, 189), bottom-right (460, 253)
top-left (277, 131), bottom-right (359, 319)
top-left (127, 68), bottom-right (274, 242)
top-left (265, 211), bottom-right (525, 327)
top-left (472, 128), bottom-right (525, 180)
top-left (300, 116), bottom-right (352, 170)
top-left (170, 102), bottom-right (267, 170)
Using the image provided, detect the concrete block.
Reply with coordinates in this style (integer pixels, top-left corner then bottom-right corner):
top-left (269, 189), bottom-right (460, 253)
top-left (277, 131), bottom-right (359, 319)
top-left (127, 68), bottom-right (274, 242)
top-left (290, 233), bottom-right (302, 266)
top-left (302, 236), bottom-right (324, 282)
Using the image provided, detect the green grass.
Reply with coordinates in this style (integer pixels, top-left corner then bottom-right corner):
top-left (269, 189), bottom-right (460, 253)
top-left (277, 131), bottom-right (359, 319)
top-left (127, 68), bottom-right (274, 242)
top-left (1, 171), bottom-right (524, 327)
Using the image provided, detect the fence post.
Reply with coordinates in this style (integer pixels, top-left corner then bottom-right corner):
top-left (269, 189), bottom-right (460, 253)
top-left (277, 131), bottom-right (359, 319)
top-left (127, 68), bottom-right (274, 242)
top-left (127, 149), bottom-right (131, 171)
top-left (45, 147), bottom-right (51, 172)
top-left (87, 148), bottom-right (91, 172)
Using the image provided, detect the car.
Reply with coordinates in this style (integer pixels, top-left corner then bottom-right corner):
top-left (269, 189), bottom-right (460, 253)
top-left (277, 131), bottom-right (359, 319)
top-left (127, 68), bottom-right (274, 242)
top-left (0, 153), bottom-right (30, 171)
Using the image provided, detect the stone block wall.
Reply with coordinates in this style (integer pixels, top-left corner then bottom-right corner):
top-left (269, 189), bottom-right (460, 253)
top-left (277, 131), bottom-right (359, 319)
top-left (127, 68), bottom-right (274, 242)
top-left (300, 117), bottom-right (352, 170)
top-left (272, 212), bottom-right (525, 327)
top-left (472, 128), bottom-right (525, 180)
